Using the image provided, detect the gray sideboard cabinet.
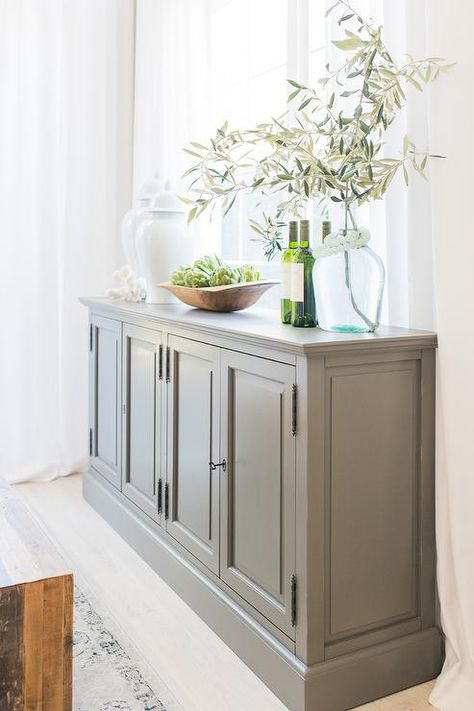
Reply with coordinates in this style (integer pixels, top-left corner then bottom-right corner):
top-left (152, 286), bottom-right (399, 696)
top-left (81, 297), bottom-right (442, 711)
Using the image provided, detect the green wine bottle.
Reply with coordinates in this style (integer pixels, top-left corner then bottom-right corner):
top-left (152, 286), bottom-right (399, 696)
top-left (280, 220), bottom-right (298, 324)
top-left (291, 219), bottom-right (316, 328)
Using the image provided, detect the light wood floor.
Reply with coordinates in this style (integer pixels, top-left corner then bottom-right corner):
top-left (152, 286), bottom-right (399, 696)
top-left (16, 474), bottom-right (438, 711)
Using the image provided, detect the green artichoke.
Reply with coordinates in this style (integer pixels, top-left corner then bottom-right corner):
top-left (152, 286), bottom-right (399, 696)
top-left (171, 254), bottom-right (260, 288)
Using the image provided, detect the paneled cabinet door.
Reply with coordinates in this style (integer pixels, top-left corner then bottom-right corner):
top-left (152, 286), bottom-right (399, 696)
top-left (122, 324), bottom-right (164, 523)
top-left (220, 351), bottom-right (296, 638)
top-left (166, 336), bottom-right (220, 574)
top-left (90, 315), bottom-right (122, 489)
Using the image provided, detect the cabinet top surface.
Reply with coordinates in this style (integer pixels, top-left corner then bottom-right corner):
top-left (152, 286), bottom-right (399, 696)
top-left (80, 297), bottom-right (437, 355)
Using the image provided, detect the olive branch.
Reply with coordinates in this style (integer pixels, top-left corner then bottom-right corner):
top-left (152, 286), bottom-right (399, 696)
top-left (182, 0), bottom-right (452, 259)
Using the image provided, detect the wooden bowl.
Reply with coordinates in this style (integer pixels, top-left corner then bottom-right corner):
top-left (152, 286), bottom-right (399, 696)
top-left (158, 280), bottom-right (279, 312)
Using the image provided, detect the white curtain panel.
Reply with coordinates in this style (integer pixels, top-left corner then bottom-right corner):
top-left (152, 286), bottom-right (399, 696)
top-left (133, 0), bottom-right (220, 256)
top-left (133, 0), bottom-right (212, 191)
top-left (0, 0), bottom-right (135, 482)
top-left (427, 1), bottom-right (474, 708)
top-left (334, 0), bottom-right (434, 329)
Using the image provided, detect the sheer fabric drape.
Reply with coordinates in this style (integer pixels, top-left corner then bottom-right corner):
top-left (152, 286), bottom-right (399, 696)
top-left (0, 0), bottom-right (135, 482)
top-left (426, 1), bottom-right (474, 709)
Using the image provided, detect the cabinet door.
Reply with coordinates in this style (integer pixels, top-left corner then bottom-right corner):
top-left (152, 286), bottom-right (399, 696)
top-left (220, 351), bottom-right (296, 637)
top-left (122, 324), bottom-right (164, 522)
top-left (90, 315), bottom-right (121, 489)
top-left (166, 336), bottom-right (220, 574)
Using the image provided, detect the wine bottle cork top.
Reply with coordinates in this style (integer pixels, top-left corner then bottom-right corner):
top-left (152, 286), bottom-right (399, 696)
top-left (300, 219), bottom-right (310, 242)
top-left (322, 220), bottom-right (331, 240)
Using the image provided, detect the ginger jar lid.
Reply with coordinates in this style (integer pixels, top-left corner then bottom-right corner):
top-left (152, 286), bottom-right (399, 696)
top-left (149, 181), bottom-right (185, 214)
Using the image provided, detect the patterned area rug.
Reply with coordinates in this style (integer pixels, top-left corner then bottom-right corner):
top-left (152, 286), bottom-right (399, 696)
top-left (74, 587), bottom-right (181, 711)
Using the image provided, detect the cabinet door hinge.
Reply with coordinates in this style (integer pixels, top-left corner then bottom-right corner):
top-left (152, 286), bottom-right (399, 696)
top-left (157, 478), bottom-right (163, 514)
top-left (164, 482), bottom-right (170, 519)
top-left (292, 384), bottom-right (297, 436)
top-left (158, 344), bottom-right (163, 381)
top-left (89, 428), bottom-right (93, 457)
top-left (290, 574), bottom-right (297, 626)
top-left (89, 324), bottom-right (93, 352)
top-left (165, 347), bottom-right (171, 383)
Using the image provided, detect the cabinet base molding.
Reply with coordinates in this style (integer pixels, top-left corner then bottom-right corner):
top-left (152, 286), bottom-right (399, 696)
top-left (303, 629), bottom-right (442, 710)
top-left (84, 469), bottom-right (442, 711)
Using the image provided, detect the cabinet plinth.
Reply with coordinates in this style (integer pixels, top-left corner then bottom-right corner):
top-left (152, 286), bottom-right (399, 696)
top-left (81, 297), bottom-right (441, 711)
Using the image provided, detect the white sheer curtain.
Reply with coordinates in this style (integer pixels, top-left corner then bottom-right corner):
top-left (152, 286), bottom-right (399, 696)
top-left (133, 0), bottom-right (218, 254)
top-left (0, 0), bottom-right (135, 482)
top-left (133, 0), bottom-right (212, 191)
top-left (426, 2), bottom-right (474, 709)
top-left (325, 0), bottom-right (434, 329)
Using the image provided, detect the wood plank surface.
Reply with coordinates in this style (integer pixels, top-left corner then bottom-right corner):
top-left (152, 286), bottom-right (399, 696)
top-left (0, 585), bottom-right (24, 710)
top-left (0, 480), bottom-right (73, 710)
top-left (23, 582), bottom-right (44, 708)
top-left (62, 576), bottom-right (73, 711)
top-left (42, 577), bottom-right (67, 710)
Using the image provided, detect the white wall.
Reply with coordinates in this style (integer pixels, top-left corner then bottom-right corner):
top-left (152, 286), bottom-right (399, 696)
top-left (427, 2), bottom-right (474, 708)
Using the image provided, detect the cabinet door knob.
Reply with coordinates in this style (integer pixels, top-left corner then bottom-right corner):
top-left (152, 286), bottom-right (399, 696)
top-left (209, 460), bottom-right (226, 472)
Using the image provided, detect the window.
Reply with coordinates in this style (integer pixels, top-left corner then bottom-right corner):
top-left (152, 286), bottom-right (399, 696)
top-left (207, 0), bottom-right (380, 271)
top-left (135, 0), bottom-right (414, 324)
top-left (209, 0), bottom-right (328, 267)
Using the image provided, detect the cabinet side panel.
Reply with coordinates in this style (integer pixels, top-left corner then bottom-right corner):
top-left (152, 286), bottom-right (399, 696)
top-left (327, 362), bottom-right (420, 639)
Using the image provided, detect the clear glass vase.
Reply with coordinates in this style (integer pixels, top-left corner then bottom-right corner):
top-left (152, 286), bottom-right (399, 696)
top-left (314, 238), bottom-right (385, 333)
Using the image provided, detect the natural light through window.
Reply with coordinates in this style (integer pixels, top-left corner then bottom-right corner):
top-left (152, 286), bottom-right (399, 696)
top-left (208, 0), bottom-right (381, 268)
top-left (210, 0), bottom-right (289, 265)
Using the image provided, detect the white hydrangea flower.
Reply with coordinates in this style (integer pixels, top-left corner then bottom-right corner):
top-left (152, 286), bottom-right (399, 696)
top-left (315, 227), bottom-right (370, 258)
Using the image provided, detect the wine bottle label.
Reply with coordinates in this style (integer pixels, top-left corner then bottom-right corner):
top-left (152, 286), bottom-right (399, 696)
top-left (290, 263), bottom-right (304, 301)
top-left (281, 262), bottom-right (291, 298)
